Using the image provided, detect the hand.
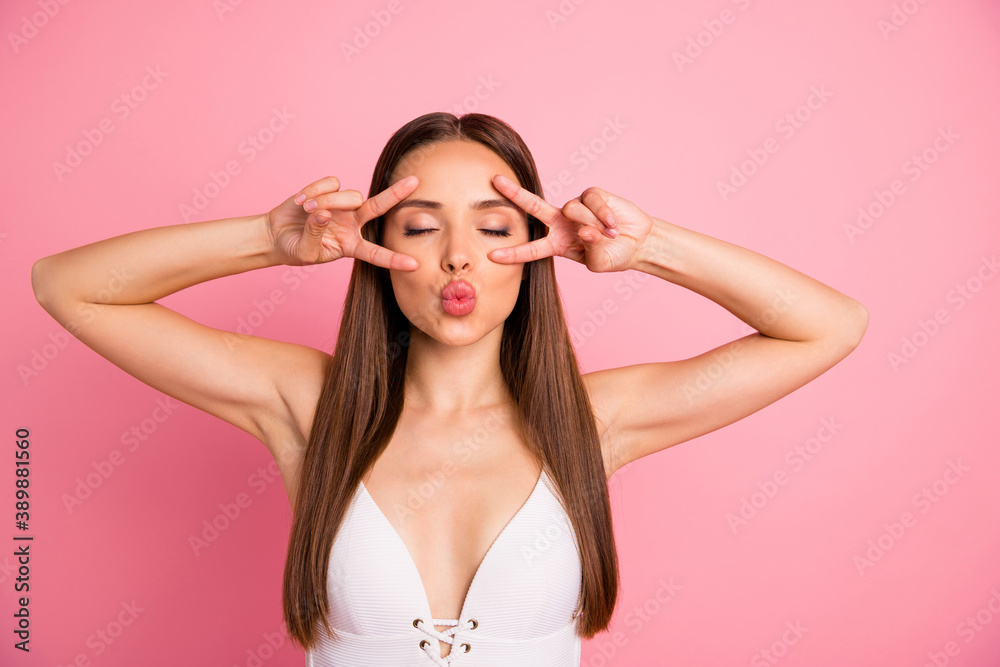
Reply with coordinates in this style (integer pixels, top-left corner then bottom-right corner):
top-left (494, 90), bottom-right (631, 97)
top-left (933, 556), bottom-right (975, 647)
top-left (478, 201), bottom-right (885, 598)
top-left (488, 174), bottom-right (654, 273)
top-left (265, 175), bottom-right (421, 270)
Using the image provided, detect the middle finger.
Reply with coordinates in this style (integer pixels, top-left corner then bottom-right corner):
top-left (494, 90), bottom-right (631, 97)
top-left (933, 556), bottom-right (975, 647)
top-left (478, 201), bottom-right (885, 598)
top-left (491, 174), bottom-right (561, 227)
top-left (356, 175), bottom-right (420, 225)
top-left (562, 198), bottom-right (617, 239)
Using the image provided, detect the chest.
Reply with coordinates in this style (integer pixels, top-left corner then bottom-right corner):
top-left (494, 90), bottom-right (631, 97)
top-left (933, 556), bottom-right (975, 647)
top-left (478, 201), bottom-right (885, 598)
top-left (321, 452), bottom-right (583, 664)
top-left (360, 420), bottom-right (544, 617)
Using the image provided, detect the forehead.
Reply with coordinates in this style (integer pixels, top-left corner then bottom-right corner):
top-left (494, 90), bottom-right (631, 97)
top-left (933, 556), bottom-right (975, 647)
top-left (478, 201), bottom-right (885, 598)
top-left (391, 139), bottom-right (518, 192)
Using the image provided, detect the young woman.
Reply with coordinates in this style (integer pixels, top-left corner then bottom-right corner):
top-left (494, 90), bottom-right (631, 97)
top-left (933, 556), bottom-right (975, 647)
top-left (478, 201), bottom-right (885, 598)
top-left (31, 112), bottom-right (868, 666)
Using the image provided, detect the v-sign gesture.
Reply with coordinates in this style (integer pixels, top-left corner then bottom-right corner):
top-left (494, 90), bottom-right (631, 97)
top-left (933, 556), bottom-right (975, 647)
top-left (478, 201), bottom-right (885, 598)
top-left (488, 174), bottom-right (655, 273)
top-left (269, 175), bottom-right (421, 271)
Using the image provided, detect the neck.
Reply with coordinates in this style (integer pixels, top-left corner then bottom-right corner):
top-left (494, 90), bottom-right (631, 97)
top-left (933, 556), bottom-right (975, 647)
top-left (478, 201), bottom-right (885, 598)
top-left (402, 325), bottom-right (512, 412)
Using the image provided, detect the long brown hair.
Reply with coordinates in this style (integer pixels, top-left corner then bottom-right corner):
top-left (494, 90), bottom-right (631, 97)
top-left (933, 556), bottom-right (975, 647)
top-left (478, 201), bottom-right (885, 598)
top-left (282, 112), bottom-right (619, 648)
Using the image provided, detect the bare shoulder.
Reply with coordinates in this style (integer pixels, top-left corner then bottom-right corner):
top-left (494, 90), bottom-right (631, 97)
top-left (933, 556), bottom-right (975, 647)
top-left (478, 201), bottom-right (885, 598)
top-left (579, 327), bottom-right (867, 483)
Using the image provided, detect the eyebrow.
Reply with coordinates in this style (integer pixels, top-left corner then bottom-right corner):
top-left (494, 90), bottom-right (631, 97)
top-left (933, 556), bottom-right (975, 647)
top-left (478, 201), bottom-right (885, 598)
top-left (394, 198), bottom-right (521, 213)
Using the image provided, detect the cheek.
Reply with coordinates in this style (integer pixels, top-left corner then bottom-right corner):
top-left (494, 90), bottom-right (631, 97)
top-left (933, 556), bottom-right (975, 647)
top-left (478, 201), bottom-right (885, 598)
top-left (492, 266), bottom-right (526, 305)
top-left (388, 269), bottom-right (418, 304)
top-left (388, 269), bottom-right (437, 326)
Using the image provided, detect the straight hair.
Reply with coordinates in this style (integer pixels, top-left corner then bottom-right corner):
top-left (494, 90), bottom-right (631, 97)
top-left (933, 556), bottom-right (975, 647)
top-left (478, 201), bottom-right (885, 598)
top-left (282, 112), bottom-right (619, 648)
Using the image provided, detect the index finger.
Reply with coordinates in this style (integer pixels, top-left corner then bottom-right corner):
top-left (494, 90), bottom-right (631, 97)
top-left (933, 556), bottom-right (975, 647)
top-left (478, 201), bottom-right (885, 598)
top-left (355, 175), bottom-right (420, 225)
top-left (491, 174), bottom-right (561, 226)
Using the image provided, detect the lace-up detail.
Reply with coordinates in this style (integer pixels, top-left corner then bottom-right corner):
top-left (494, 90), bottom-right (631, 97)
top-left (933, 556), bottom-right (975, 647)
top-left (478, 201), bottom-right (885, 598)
top-left (307, 467), bottom-right (584, 665)
top-left (413, 617), bottom-right (478, 665)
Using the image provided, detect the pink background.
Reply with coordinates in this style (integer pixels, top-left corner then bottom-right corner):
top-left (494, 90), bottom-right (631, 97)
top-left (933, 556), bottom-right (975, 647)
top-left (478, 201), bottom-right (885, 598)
top-left (3, 0), bottom-right (1000, 665)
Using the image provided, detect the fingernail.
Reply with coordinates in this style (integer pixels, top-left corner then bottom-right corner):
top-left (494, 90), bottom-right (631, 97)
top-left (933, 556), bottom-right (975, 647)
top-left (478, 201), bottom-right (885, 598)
top-left (606, 227), bottom-right (618, 238)
top-left (304, 200), bottom-right (317, 212)
top-left (606, 214), bottom-right (616, 225)
top-left (294, 193), bottom-right (305, 204)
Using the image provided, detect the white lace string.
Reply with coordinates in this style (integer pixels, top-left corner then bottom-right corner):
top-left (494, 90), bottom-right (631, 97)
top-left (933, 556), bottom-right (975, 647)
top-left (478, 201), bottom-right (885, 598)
top-left (415, 618), bottom-right (475, 666)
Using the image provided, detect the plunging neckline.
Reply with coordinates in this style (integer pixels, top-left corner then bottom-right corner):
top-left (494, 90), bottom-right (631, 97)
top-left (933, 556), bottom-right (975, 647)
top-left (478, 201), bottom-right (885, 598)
top-left (357, 468), bottom-right (547, 640)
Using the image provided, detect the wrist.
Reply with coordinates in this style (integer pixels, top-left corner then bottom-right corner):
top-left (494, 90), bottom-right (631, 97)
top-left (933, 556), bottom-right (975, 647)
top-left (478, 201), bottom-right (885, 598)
top-left (632, 217), bottom-right (675, 275)
top-left (245, 212), bottom-right (283, 268)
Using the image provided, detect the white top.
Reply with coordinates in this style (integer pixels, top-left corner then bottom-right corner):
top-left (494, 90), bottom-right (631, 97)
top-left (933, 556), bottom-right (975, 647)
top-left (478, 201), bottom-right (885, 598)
top-left (305, 467), bottom-right (584, 666)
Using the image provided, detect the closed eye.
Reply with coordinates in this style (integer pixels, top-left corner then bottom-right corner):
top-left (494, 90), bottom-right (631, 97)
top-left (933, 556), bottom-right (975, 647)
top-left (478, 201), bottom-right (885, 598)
top-left (403, 228), bottom-right (511, 237)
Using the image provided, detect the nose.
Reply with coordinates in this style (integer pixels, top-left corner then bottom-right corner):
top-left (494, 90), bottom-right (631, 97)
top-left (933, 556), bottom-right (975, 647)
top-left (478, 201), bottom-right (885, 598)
top-left (440, 228), bottom-right (474, 274)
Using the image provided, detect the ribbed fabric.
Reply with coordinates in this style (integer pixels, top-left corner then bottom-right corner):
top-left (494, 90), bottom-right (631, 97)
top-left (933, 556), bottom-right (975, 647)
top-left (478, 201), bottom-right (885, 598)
top-left (306, 467), bottom-right (584, 666)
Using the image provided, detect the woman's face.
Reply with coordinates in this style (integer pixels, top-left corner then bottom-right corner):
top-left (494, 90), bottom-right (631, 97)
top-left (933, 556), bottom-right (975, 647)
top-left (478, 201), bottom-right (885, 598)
top-left (382, 139), bottom-right (531, 347)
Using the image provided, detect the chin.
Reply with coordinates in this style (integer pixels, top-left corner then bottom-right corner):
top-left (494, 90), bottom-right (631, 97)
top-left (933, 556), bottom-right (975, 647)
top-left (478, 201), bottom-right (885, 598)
top-left (402, 307), bottom-right (504, 348)
top-left (425, 315), bottom-right (488, 345)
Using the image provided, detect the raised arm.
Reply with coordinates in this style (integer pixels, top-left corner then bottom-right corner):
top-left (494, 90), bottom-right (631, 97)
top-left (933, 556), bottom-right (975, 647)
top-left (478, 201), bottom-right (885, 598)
top-left (30, 175), bottom-right (421, 469)
top-left (30, 209), bottom-right (327, 465)
top-left (482, 177), bottom-right (869, 478)
top-left (585, 215), bottom-right (869, 475)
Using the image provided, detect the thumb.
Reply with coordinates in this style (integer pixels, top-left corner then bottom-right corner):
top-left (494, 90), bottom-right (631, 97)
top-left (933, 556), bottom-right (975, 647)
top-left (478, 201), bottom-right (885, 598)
top-left (302, 210), bottom-right (332, 258)
top-left (578, 225), bottom-right (603, 253)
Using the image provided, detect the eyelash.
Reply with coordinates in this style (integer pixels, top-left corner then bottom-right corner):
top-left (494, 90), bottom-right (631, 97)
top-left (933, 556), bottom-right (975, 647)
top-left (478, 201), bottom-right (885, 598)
top-left (403, 228), bottom-right (511, 238)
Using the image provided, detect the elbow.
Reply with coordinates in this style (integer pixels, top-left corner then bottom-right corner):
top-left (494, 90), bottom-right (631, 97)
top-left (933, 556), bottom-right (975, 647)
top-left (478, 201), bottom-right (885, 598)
top-left (817, 300), bottom-right (869, 357)
top-left (842, 300), bottom-right (870, 351)
top-left (30, 257), bottom-right (57, 312)
top-left (30, 258), bottom-right (48, 307)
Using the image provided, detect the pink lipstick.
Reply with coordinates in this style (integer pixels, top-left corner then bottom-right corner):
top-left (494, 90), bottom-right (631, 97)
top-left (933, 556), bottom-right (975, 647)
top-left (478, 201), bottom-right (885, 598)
top-left (441, 280), bottom-right (476, 316)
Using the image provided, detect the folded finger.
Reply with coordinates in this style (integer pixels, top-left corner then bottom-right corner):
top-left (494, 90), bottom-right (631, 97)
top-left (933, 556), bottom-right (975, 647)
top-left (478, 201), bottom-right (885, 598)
top-left (304, 189), bottom-right (365, 212)
top-left (562, 199), bottom-right (618, 240)
top-left (581, 187), bottom-right (618, 229)
top-left (562, 199), bottom-right (603, 227)
top-left (294, 176), bottom-right (342, 204)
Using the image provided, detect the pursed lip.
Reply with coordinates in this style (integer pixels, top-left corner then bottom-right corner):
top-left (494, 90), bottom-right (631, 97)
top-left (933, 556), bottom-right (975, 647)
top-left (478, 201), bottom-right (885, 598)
top-left (441, 280), bottom-right (476, 301)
